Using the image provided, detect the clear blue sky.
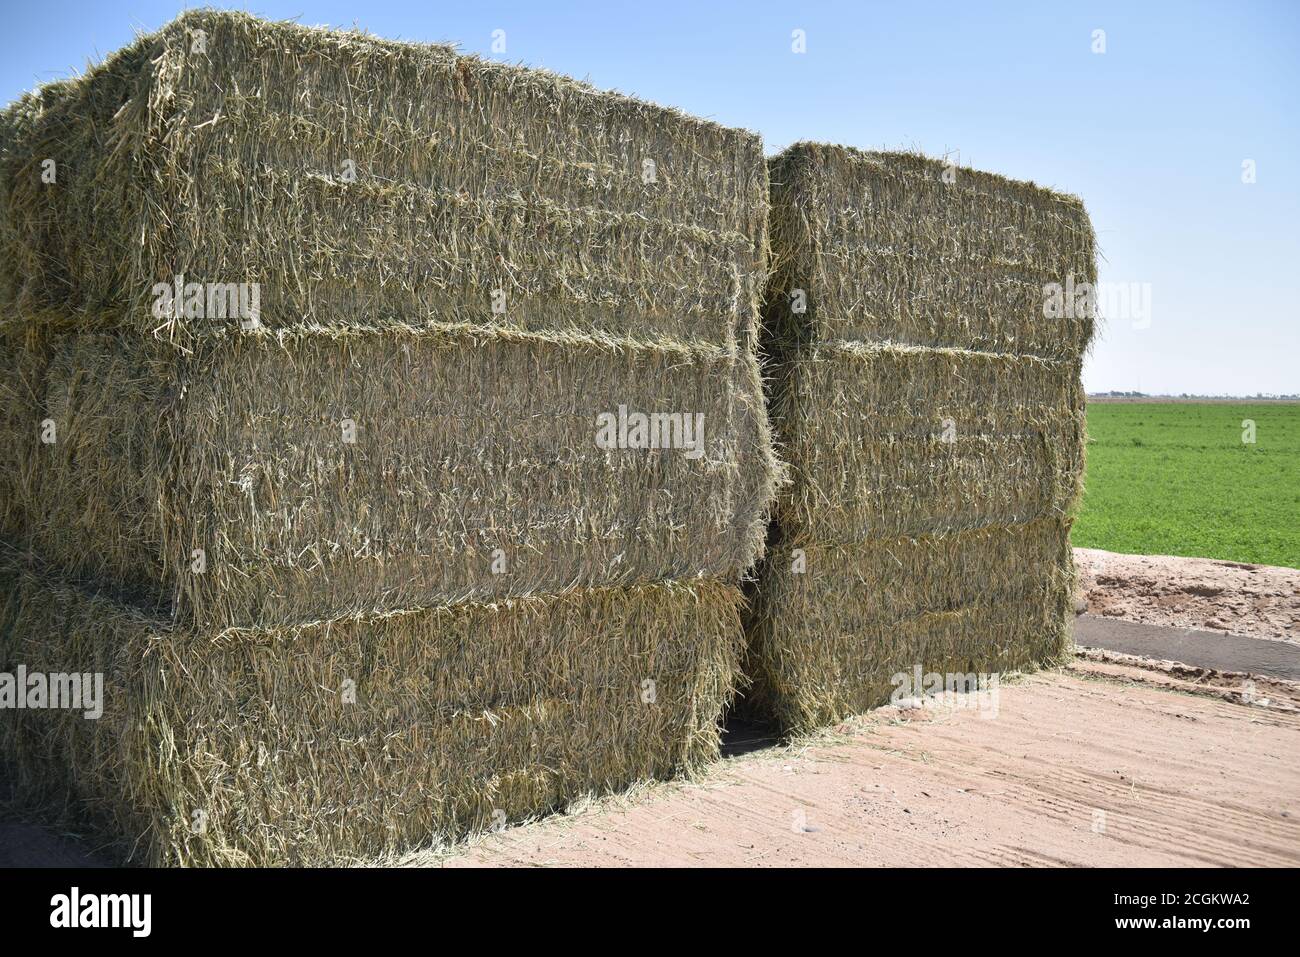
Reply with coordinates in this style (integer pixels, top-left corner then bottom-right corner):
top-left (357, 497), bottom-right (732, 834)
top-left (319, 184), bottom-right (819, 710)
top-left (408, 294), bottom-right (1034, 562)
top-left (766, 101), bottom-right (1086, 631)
top-left (3, 1), bottom-right (1296, 395)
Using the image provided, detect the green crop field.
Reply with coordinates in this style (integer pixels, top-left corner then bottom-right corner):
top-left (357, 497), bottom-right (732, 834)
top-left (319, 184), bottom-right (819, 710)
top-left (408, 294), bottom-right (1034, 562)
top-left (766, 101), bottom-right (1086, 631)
top-left (1072, 402), bottom-right (1299, 568)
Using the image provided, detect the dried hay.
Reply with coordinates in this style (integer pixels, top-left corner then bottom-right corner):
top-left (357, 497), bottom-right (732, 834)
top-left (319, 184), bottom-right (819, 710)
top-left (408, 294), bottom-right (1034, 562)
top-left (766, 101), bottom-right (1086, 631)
top-left (0, 547), bottom-right (745, 866)
top-left (0, 9), bottom-right (767, 346)
top-left (745, 144), bottom-right (1095, 731)
top-left (0, 10), bottom-right (778, 863)
top-left (0, 10), bottom-right (780, 630)
top-left (745, 520), bottom-right (1075, 729)
top-left (4, 323), bottom-right (775, 630)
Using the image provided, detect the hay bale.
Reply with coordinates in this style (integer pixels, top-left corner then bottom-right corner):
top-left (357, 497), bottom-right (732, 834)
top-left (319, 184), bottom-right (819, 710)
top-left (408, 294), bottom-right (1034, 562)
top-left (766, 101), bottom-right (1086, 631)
top-left (0, 548), bottom-right (745, 866)
top-left (0, 9), bottom-right (767, 345)
top-left (763, 144), bottom-right (1094, 361)
top-left (5, 324), bottom-right (775, 628)
top-left (745, 521), bottom-right (1075, 726)
top-left (0, 10), bottom-right (779, 630)
top-left (746, 144), bottom-right (1095, 731)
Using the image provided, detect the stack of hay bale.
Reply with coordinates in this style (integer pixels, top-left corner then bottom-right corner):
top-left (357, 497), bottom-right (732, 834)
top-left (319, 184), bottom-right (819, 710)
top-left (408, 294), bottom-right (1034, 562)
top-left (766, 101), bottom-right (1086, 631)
top-left (0, 11), bottom-right (778, 865)
top-left (745, 144), bottom-right (1095, 732)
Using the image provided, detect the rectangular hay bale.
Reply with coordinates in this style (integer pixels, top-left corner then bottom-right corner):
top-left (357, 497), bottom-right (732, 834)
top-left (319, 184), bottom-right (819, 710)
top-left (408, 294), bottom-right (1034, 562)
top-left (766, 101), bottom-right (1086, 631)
top-left (2, 324), bottom-right (774, 629)
top-left (746, 144), bottom-right (1095, 731)
top-left (764, 144), bottom-right (1095, 360)
top-left (0, 10), bottom-right (767, 346)
top-left (744, 520), bottom-right (1075, 727)
top-left (0, 550), bottom-right (745, 866)
top-left (775, 342), bottom-right (1086, 541)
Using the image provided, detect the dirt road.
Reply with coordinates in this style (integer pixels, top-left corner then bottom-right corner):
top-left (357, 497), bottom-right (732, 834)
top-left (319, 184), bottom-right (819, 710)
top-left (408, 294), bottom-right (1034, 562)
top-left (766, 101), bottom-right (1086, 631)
top-left (1074, 615), bottom-right (1300, 679)
top-left (427, 655), bottom-right (1300, 867)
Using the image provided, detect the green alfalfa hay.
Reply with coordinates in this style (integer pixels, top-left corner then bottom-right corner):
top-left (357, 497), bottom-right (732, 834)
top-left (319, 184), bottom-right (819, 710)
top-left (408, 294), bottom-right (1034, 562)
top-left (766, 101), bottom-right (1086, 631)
top-left (0, 547), bottom-right (747, 867)
top-left (744, 144), bottom-right (1095, 732)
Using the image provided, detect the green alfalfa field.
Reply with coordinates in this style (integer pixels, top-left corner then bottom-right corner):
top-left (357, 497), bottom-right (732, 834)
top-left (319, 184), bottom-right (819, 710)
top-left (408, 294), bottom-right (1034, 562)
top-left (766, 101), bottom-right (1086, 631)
top-left (1073, 401), bottom-right (1300, 569)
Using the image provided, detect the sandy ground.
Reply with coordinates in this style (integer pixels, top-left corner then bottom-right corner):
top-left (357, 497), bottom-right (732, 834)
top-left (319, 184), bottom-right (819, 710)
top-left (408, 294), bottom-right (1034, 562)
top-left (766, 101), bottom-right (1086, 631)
top-left (1074, 547), bottom-right (1299, 642)
top-left (424, 654), bottom-right (1299, 867)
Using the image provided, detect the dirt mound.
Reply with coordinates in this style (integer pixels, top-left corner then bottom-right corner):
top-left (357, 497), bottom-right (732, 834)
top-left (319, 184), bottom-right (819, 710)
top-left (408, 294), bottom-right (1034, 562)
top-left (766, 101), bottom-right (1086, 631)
top-left (1074, 548), bottom-right (1299, 642)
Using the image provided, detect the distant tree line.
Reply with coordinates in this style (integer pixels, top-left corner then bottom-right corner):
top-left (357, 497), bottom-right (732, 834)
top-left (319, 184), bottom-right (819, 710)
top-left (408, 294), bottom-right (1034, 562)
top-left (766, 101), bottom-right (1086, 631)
top-left (1088, 390), bottom-right (1300, 400)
